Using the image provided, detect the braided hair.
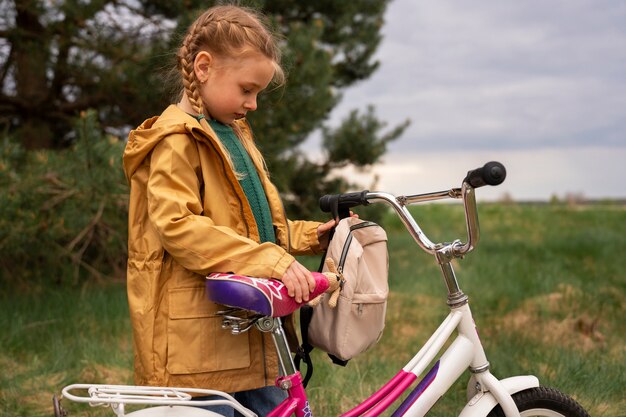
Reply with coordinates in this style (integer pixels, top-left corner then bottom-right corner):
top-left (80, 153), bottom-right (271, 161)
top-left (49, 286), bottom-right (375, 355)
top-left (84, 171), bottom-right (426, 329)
top-left (175, 5), bottom-right (283, 174)
top-left (176, 5), bottom-right (284, 118)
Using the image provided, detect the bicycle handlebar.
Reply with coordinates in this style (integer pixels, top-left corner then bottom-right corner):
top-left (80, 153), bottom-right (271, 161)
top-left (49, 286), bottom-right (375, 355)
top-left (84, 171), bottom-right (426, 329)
top-left (319, 190), bottom-right (370, 219)
top-left (463, 161), bottom-right (507, 188)
top-left (319, 161), bottom-right (507, 258)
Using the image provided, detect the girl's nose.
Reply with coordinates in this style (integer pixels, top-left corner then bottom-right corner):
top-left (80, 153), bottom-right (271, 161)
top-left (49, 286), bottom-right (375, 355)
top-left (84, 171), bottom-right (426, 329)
top-left (245, 96), bottom-right (257, 111)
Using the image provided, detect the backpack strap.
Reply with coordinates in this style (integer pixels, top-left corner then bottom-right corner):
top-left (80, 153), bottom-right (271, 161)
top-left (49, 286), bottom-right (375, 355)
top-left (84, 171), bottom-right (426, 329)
top-left (294, 243), bottom-right (330, 388)
top-left (295, 304), bottom-right (315, 387)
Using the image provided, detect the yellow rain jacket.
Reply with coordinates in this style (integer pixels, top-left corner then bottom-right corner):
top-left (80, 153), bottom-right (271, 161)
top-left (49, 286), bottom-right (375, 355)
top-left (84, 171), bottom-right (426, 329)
top-left (122, 104), bottom-right (323, 392)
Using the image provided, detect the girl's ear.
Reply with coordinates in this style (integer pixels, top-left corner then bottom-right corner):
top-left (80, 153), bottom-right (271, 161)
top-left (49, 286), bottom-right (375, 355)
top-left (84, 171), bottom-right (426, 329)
top-left (194, 51), bottom-right (213, 83)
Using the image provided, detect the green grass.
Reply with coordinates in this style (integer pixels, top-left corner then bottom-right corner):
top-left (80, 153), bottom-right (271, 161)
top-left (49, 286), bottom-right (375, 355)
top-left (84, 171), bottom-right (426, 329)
top-left (0, 285), bottom-right (133, 416)
top-left (1, 203), bottom-right (624, 416)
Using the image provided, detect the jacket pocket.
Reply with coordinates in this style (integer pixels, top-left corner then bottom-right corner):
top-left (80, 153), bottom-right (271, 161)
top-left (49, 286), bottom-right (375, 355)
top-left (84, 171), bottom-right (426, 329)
top-left (166, 286), bottom-right (251, 375)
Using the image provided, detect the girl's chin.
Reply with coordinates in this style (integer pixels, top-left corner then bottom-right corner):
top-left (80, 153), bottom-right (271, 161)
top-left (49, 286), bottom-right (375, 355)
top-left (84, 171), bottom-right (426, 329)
top-left (214, 115), bottom-right (243, 124)
top-left (212, 117), bottom-right (233, 125)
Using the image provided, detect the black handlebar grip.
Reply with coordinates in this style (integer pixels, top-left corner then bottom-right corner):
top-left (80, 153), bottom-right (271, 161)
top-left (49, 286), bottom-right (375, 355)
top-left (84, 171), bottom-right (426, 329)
top-left (464, 161), bottom-right (507, 188)
top-left (319, 190), bottom-right (369, 219)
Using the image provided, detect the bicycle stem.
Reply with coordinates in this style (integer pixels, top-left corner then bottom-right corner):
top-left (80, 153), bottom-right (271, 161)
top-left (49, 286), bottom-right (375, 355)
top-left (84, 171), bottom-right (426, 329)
top-left (439, 184), bottom-right (480, 306)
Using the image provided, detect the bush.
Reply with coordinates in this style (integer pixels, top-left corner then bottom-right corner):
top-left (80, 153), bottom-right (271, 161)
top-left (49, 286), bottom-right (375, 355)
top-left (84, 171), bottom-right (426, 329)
top-left (0, 111), bottom-right (129, 286)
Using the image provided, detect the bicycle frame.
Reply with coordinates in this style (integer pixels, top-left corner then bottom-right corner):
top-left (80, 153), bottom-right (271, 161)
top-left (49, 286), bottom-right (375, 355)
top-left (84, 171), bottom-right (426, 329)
top-left (56, 171), bottom-right (542, 417)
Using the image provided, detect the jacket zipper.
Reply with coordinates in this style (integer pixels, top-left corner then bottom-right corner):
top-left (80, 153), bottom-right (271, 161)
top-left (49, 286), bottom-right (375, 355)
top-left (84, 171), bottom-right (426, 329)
top-left (337, 221), bottom-right (377, 273)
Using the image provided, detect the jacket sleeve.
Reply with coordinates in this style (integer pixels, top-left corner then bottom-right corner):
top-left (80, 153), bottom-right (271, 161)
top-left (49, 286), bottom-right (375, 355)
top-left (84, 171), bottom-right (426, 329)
top-left (262, 175), bottom-right (324, 256)
top-left (285, 219), bottom-right (324, 256)
top-left (146, 134), bottom-right (294, 279)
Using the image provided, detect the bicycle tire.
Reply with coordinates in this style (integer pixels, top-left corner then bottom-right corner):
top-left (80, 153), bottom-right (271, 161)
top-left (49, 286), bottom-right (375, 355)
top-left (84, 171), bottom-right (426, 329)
top-left (487, 386), bottom-right (590, 417)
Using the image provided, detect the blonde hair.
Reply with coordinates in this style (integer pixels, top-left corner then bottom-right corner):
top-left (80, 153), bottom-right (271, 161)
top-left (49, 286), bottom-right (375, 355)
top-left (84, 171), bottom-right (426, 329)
top-left (176, 5), bottom-right (284, 174)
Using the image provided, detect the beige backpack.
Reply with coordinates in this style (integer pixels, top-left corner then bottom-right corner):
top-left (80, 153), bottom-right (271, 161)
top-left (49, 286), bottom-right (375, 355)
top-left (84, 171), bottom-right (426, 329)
top-left (296, 217), bottom-right (389, 382)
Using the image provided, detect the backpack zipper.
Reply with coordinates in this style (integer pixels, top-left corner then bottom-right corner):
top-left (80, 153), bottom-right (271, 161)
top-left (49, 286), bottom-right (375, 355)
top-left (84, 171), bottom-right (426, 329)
top-left (337, 221), bottom-right (377, 273)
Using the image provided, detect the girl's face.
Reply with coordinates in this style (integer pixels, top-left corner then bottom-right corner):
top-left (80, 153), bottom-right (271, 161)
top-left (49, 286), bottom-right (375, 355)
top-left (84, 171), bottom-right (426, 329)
top-left (198, 51), bottom-right (275, 125)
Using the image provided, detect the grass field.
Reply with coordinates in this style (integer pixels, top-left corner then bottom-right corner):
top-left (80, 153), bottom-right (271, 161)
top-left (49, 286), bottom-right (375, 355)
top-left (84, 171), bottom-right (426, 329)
top-left (1, 203), bottom-right (624, 416)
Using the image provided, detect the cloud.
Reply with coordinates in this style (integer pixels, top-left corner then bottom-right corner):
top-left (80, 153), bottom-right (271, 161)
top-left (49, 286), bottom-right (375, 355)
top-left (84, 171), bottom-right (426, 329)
top-left (324, 0), bottom-right (626, 200)
top-left (333, 0), bottom-right (626, 152)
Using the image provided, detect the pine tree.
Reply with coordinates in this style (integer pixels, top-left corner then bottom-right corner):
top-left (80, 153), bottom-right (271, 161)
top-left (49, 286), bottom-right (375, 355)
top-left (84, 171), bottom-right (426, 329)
top-left (1, 0), bottom-right (409, 216)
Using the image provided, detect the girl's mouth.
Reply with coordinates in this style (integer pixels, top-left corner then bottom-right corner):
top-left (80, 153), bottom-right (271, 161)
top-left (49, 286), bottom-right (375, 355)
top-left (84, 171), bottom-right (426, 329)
top-left (235, 113), bottom-right (245, 119)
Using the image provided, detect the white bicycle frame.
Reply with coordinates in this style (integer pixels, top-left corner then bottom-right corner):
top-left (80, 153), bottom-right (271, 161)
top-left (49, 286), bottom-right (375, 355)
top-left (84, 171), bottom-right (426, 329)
top-left (359, 184), bottom-right (539, 417)
top-left (391, 303), bottom-right (539, 417)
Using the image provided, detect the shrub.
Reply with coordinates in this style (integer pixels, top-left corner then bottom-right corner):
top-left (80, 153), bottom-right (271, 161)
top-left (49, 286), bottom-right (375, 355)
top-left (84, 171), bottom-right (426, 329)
top-left (0, 111), bottom-right (129, 286)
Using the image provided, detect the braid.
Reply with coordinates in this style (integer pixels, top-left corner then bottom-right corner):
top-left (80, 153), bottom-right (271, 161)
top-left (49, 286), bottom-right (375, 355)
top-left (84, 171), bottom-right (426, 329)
top-left (178, 22), bottom-right (207, 117)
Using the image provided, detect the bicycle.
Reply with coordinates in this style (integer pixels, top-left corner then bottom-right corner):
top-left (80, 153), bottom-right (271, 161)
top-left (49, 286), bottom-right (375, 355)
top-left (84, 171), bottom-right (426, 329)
top-left (54, 161), bottom-right (591, 417)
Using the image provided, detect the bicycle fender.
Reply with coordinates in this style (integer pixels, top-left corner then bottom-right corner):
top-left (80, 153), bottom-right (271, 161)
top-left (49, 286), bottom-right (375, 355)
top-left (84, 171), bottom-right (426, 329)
top-left (458, 375), bottom-right (539, 417)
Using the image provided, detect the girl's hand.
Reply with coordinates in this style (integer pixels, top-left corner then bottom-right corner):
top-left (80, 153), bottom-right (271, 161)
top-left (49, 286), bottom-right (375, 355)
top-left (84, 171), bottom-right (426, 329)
top-left (282, 260), bottom-right (316, 303)
top-left (317, 218), bottom-right (337, 250)
top-left (316, 212), bottom-right (359, 250)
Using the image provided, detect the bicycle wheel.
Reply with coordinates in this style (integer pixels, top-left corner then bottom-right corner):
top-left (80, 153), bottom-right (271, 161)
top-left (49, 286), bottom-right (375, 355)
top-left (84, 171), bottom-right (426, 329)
top-left (487, 386), bottom-right (590, 417)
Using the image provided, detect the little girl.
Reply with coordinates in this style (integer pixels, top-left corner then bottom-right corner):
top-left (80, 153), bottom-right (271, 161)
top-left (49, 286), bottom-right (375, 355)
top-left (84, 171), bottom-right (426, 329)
top-left (122, 5), bottom-right (335, 415)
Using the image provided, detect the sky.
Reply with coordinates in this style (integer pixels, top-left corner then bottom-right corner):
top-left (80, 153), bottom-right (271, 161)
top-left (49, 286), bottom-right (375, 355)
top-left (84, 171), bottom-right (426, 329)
top-left (323, 0), bottom-right (626, 201)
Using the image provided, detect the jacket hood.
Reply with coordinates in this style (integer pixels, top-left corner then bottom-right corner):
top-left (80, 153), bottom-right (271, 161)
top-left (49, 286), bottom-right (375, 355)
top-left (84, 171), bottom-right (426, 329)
top-left (123, 105), bottom-right (201, 182)
top-left (122, 105), bottom-right (254, 183)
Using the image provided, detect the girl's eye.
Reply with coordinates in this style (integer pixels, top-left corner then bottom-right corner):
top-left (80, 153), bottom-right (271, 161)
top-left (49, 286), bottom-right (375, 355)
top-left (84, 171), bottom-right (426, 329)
top-left (242, 88), bottom-right (251, 94)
